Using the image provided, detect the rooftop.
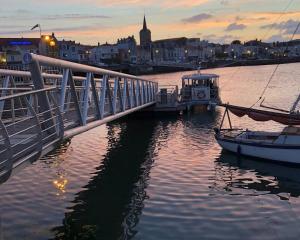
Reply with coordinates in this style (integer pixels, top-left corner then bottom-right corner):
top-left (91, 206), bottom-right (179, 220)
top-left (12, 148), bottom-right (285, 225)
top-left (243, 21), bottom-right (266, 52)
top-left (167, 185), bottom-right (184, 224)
top-left (182, 73), bottom-right (219, 80)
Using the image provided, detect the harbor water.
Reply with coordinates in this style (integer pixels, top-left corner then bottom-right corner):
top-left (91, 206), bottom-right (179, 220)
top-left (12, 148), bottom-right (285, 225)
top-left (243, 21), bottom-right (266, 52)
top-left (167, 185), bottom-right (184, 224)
top-left (1, 63), bottom-right (300, 239)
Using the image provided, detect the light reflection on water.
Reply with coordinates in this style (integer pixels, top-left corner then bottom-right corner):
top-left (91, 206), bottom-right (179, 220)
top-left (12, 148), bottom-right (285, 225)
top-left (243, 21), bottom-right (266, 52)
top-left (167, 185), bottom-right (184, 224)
top-left (0, 63), bottom-right (300, 239)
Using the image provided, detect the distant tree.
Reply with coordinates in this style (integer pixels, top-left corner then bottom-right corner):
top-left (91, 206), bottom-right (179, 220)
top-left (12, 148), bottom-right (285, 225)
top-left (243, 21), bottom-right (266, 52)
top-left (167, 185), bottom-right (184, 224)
top-left (231, 40), bottom-right (241, 45)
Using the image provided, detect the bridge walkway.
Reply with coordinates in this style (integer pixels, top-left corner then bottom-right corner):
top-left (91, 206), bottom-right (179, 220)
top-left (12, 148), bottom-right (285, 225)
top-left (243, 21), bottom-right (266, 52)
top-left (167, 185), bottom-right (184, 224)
top-left (0, 54), bottom-right (158, 180)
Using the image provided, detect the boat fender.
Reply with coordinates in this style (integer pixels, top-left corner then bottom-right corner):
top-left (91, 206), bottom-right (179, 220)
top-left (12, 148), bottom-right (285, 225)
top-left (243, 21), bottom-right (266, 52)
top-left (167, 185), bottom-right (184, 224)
top-left (237, 145), bottom-right (241, 155)
top-left (197, 90), bottom-right (206, 99)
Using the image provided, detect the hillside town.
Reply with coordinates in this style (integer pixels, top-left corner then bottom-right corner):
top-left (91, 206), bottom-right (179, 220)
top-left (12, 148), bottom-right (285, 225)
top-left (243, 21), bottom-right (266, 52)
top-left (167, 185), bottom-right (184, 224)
top-left (0, 16), bottom-right (300, 70)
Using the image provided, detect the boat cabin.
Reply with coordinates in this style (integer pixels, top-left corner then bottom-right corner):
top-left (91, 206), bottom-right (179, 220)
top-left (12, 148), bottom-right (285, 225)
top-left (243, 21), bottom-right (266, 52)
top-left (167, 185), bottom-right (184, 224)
top-left (181, 73), bottom-right (220, 104)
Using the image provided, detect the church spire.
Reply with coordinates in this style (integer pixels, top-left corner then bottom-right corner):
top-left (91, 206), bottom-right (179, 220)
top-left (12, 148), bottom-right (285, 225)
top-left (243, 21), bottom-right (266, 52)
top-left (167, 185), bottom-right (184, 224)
top-left (143, 15), bottom-right (147, 30)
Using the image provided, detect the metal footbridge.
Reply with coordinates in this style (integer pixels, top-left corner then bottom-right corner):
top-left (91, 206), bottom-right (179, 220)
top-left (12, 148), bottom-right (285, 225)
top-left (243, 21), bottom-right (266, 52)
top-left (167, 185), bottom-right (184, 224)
top-left (0, 54), bottom-right (158, 180)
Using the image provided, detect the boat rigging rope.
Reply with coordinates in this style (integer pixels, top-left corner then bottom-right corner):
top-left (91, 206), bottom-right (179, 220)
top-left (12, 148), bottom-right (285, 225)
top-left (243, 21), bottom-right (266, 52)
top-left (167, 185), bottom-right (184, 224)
top-left (249, 20), bottom-right (300, 109)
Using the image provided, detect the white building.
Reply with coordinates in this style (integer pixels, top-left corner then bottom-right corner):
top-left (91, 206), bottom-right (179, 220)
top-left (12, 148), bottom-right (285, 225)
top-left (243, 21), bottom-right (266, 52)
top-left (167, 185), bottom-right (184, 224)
top-left (225, 41), bottom-right (244, 59)
top-left (90, 43), bottom-right (119, 65)
top-left (59, 40), bottom-right (92, 63)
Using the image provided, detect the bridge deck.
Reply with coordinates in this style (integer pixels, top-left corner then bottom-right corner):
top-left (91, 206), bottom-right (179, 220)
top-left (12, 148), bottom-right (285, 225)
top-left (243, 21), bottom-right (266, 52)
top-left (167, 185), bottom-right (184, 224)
top-left (0, 54), bottom-right (158, 181)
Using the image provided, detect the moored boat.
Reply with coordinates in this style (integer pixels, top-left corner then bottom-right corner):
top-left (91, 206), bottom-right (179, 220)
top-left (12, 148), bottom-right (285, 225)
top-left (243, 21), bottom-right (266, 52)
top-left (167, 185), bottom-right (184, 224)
top-left (215, 104), bottom-right (300, 164)
top-left (152, 70), bottom-right (221, 113)
top-left (181, 72), bottom-right (221, 111)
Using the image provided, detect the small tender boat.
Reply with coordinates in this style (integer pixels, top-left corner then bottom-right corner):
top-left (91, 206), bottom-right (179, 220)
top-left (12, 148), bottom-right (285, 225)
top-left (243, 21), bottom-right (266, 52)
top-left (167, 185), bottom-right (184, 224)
top-left (181, 72), bottom-right (221, 110)
top-left (215, 104), bottom-right (300, 164)
top-left (152, 70), bottom-right (221, 113)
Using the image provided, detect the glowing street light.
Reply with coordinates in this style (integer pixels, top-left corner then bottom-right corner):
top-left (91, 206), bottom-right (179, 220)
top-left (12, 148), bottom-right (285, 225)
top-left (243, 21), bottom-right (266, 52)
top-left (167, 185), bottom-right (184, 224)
top-left (44, 35), bottom-right (50, 41)
top-left (0, 57), bottom-right (6, 63)
top-left (49, 40), bottom-right (56, 47)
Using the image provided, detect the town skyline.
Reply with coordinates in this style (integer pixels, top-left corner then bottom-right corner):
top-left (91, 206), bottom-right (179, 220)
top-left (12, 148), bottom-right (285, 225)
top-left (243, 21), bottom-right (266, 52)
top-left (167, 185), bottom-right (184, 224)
top-left (1, 0), bottom-right (300, 45)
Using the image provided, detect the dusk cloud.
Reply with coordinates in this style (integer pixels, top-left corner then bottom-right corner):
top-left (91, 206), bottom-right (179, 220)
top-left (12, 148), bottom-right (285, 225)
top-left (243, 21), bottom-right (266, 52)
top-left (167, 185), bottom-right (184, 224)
top-left (44, 14), bottom-right (111, 20)
top-left (265, 34), bottom-right (288, 42)
top-left (1, 0), bottom-right (300, 44)
top-left (261, 19), bottom-right (299, 35)
top-left (226, 23), bottom-right (247, 31)
top-left (202, 34), bottom-right (237, 43)
top-left (181, 13), bottom-right (213, 23)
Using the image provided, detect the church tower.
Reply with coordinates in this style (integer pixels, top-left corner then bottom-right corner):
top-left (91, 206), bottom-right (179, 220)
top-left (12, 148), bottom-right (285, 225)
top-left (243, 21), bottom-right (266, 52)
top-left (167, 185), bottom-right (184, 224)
top-left (139, 15), bottom-right (152, 47)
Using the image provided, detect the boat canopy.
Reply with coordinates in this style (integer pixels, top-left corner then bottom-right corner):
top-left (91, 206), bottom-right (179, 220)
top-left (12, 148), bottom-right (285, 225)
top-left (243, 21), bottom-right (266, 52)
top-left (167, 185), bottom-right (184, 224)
top-left (182, 73), bottom-right (219, 81)
top-left (222, 104), bottom-right (300, 125)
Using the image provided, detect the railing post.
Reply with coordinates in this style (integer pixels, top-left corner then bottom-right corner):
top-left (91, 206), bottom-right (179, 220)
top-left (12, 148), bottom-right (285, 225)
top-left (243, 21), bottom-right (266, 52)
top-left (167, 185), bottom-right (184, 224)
top-left (82, 73), bottom-right (91, 125)
top-left (150, 82), bottom-right (154, 101)
top-left (130, 79), bottom-right (134, 108)
top-left (117, 79), bottom-right (123, 112)
top-left (122, 78), bottom-right (127, 111)
top-left (141, 81), bottom-right (145, 105)
top-left (0, 76), bottom-right (10, 118)
top-left (146, 82), bottom-right (149, 103)
top-left (89, 73), bottom-right (101, 119)
top-left (99, 75), bottom-right (108, 119)
top-left (29, 57), bottom-right (55, 134)
top-left (112, 78), bottom-right (118, 114)
top-left (68, 69), bottom-right (84, 126)
top-left (135, 80), bottom-right (140, 106)
top-left (59, 69), bottom-right (69, 112)
top-left (106, 78), bottom-right (113, 114)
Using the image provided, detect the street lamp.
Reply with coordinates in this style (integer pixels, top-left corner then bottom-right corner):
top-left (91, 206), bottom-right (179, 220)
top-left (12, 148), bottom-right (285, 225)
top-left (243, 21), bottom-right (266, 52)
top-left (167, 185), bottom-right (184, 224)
top-left (44, 35), bottom-right (51, 42)
top-left (49, 40), bottom-right (56, 47)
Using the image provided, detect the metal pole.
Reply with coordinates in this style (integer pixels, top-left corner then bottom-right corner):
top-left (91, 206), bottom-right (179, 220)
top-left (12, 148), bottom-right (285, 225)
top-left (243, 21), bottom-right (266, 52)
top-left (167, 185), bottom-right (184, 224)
top-left (29, 58), bottom-right (55, 135)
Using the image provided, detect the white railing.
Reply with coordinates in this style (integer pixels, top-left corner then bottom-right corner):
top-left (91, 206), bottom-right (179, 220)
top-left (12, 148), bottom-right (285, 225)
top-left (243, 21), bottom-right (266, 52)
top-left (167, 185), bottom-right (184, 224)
top-left (0, 54), bottom-right (158, 181)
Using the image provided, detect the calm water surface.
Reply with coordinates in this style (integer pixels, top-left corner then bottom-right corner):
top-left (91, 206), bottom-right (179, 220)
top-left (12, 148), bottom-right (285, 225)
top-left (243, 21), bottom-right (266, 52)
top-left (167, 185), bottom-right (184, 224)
top-left (1, 63), bottom-right (300, 240)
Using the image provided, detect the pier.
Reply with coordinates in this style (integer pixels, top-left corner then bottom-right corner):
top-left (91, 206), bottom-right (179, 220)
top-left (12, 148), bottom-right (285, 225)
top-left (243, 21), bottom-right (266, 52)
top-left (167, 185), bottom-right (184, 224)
top-left (0, 54), bottom-right (158, 180)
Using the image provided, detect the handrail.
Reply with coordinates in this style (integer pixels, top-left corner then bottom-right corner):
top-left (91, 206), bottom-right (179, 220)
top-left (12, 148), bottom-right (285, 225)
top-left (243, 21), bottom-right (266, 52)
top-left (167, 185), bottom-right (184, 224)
top-left (0, 54), bottom-right (158, 183)
top-left (0, 69), bottom-right (100, 82)
top-left (0, 87), bottom-right (57, 101)
top-left (28, 53), bottom-right (154, 83)
top-left (0, 88), bottom-right (33, 91)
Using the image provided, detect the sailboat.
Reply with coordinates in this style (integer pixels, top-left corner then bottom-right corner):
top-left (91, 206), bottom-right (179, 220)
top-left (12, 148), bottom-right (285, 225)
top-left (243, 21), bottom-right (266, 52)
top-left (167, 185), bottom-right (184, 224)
top-left (215, 18), bottom-right (300, 164)
top-left (215, 100), bottom-right (300, 164)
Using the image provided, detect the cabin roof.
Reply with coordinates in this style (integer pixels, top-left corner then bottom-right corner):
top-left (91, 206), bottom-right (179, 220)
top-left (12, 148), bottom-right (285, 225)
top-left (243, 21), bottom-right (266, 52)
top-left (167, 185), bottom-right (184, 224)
top-left (182, 73), bottom-right (219, 81)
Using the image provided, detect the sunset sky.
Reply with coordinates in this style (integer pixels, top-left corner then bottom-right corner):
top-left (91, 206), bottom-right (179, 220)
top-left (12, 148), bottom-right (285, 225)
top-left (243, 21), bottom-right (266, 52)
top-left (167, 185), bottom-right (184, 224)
top-left (1, 0), bottom-right (300, 45)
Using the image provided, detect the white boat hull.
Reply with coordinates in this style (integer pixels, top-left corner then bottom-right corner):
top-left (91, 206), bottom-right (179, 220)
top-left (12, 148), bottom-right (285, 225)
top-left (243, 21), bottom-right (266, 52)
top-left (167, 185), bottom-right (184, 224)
top-left (216, 137), bottom-right (300, 164)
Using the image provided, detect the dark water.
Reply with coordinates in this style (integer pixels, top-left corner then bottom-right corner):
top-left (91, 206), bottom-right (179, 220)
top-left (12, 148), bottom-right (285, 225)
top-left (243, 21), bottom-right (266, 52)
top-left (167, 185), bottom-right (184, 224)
top-left (1, 63), bottom-right (300, 240)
